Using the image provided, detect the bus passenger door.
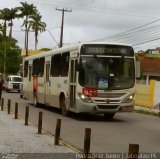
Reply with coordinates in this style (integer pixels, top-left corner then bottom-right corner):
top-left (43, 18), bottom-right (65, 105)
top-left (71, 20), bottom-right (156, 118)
top-left (69, 59), bottom-right (77, 108)
top-left (45, 62), bottom-right (50, 105)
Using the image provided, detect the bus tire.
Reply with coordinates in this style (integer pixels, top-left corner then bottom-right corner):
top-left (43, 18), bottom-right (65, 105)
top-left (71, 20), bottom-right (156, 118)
top-left (104, 113), bottom-right (115, 119)
top-left (60, 95), bottom-right (68, 116)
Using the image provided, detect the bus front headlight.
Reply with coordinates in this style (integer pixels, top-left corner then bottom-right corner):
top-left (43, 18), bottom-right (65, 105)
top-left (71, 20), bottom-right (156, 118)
top-left (78, 93), bottom-right (93, 103)
top-left (122, 94), bottom-right (134, 103)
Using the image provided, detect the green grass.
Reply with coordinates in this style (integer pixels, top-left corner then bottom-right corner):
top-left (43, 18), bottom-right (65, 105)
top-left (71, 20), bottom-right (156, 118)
top-left (134, 109), bottom-right (159, 116)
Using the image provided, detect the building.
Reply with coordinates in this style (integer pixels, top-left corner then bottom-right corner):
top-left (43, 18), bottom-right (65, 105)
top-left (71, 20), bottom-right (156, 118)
top-left (138, 56), bottom-right (160, 84)
top-left (145, 47), bottom-right (160, 55)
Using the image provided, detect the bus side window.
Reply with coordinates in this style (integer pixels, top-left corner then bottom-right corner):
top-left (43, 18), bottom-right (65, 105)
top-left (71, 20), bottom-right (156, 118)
top-left (50, 56), bottom-right (54, 77)
top-left (24, 61), bottom-right (28, 77)
top-left (61, 52), bottom-right (69, 77)
top-left (39, 57), bottom-right (45, 77)
top-left (29, 65), bottom-right (32, 81)
top-left (32, 58), bottom-right (39, 76)
top-left (51, 54), bottom-right (61, 77)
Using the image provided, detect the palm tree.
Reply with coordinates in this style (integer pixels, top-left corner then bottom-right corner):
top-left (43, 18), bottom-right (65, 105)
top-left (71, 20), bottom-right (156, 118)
top-left (0, 8), bottom-right (11, 38)
top-left (28, 12), bottom-right (46, 50)
top-left (0, 8), bottom-right (11, 77)
top-left (16, 1), bottom-right (37, 56)
top-left (8, 8), bottom-right (18, 38)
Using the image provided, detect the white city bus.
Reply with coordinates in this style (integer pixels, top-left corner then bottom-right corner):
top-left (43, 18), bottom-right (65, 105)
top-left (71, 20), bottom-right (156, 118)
top-left (22, 42), bottom-right (136, 118)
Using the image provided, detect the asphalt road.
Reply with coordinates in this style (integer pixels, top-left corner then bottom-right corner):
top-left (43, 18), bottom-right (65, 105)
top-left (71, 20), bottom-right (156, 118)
top-left (1, 91), bottom-right (160, 153)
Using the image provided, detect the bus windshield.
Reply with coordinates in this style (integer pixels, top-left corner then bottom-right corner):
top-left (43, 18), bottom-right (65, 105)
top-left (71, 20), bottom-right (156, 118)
top-left (78, 57), bottom-right (135, 90)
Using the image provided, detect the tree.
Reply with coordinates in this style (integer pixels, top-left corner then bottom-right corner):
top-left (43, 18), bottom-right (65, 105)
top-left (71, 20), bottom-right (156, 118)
top-left (0, 8), bottom-right (11, 38)
top-left (28, 12), bottom-right (46, 50)
top-left (0, 37), bottom-right (22, 76)
top-left (8, 8), bottom-right (19, 38)
top-left (0, 8), bottom-right (19, 38)
top-left (39, 48), bottom-right (52, 51)
top-left (16, 2), bottom-right (37, 56)
top-left (0, 24), bottom-right (4, 37)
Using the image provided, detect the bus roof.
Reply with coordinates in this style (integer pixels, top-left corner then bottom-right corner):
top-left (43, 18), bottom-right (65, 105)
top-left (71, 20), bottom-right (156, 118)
top-left (23, 42), bottom-right (133, 61)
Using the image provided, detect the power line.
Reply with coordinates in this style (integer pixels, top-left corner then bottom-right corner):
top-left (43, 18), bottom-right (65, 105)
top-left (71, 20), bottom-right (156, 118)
top-left (17, 0), bottom-right (157, 18)
top-left (133, 37), bottom-right (160, 46)
top-left (91, 18), bottom-right (160, 42)
top-left (108, 26), bottom-right (160, 42)
top-left (13, 0), bottom-right (160, 49)
top-left (46, 29), bottom-right (59, 46)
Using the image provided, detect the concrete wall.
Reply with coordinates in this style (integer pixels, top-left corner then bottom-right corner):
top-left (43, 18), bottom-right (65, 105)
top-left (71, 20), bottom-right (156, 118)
top-left (154, 81), bottom-right (160, 106)
top-left (135, 80), bottom-right (156, 108)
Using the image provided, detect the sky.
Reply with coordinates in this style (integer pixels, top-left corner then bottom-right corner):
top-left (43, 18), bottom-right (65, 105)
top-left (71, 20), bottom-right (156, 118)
top-left (1, 0), bottom-right (160, 52)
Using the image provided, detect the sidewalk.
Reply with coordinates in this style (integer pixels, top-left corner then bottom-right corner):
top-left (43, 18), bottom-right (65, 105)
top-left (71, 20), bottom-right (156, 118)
top-left (0, 110), bottom-right (77, 159)
top-left (135, 105), bottom-right (160, 115)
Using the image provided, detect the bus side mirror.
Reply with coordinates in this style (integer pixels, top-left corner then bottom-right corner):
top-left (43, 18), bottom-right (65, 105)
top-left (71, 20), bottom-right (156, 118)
top-left (136, 60), bottom-right (141, 78)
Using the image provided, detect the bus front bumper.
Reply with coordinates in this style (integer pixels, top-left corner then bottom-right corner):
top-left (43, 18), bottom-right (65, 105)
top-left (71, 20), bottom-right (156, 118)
top-left (75, 99), bottom-right (134, 114)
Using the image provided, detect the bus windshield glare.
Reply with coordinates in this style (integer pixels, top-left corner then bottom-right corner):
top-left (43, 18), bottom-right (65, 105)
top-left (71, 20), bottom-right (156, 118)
top-left (78, 57), bottom-right (135, 90)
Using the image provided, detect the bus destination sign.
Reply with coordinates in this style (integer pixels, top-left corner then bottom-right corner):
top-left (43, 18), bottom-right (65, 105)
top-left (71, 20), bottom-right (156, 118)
top-left (81, 44), bottom-right (134, 56)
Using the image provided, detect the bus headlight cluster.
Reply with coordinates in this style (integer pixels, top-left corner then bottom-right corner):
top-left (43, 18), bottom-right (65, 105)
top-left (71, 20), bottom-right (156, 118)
top-left (122, 94), bottom-right (134, 103)
top-left (78, 93), bottom-right (93, 103)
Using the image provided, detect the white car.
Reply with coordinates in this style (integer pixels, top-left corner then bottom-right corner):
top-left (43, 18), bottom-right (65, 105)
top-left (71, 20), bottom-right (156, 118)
top-left (4, 75), bottom-right (22, 93)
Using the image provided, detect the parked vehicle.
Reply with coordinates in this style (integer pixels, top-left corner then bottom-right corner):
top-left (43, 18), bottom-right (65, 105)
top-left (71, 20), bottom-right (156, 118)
top-left (4, 75), bottom-right (22, 92)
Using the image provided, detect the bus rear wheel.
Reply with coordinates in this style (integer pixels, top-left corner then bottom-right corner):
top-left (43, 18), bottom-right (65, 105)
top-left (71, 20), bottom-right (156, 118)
top-left (104, 113), bottom-right (115, 119)
top-left (60, 96), bottom-right (68, 116)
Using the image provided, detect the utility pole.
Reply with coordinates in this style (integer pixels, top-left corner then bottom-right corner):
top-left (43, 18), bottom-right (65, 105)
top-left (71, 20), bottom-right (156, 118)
top-left (56, 8), bottom-right (72, 48)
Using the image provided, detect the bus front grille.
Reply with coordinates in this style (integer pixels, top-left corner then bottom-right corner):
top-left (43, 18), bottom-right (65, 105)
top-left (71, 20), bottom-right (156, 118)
top-left (94, 99), bottom-right (120, 103)
top-left (97, 105), bottom-right (119, 109)
top-left (97, 92), bottom-right (125, 98)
